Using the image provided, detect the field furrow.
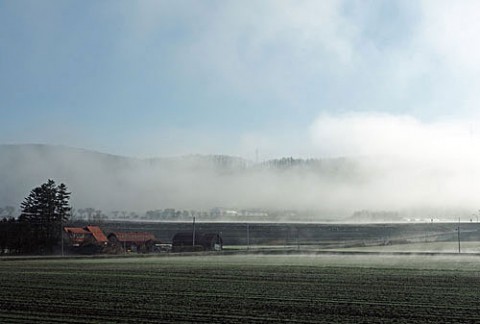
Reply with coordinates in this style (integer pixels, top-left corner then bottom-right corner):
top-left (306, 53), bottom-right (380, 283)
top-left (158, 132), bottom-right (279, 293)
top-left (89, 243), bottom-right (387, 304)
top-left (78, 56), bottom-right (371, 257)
top-left (1, 254), bottom-right (480, 323)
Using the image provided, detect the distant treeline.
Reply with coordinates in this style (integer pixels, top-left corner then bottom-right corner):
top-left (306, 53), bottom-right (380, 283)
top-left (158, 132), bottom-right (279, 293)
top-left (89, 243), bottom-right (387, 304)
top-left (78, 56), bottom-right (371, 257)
top-left (154, 154), bottom-right (359, 174)
top-left (72, 208), bottom-right (324, 222)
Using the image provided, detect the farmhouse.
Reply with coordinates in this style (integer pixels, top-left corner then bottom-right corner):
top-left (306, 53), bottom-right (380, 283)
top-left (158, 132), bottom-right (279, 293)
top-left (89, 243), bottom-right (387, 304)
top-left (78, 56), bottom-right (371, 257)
top-left (107, 232), bottom-right (159, 252)
top-left (64, 226), bottom-right (108, 247)
top-left (172, 232), bottom-right (223, 252)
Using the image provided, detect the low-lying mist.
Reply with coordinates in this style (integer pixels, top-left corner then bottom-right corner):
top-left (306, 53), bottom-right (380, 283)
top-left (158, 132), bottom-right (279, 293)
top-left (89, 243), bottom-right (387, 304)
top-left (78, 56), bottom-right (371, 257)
top-left (308, 113), bottom-right (480, 214)
top-left (1, 113), bottom-right (479, 219)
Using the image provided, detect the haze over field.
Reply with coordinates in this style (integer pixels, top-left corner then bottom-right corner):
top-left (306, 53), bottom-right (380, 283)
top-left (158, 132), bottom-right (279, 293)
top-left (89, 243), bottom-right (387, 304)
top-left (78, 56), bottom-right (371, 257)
top-left (0, 144), bottom-right (477, 219)
top-left (2, 1), bottom-right (480, 218)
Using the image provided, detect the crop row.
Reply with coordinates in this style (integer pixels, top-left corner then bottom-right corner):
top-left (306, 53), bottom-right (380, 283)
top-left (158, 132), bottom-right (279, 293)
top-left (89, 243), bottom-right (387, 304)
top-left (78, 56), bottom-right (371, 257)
top-left (1, 256), bottom-right (480, 323)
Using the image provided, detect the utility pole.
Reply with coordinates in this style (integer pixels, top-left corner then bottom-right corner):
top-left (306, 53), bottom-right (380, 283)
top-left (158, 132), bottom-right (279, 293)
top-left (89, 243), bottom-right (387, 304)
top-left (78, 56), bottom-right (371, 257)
top-left (285, 227), bottom-right (288, 249)
top-left (296, 227), bottom-right (299, 251)
top-left (457, 217), bottom-right (461, 254)
top-left (123, 212), bottom-right (127, 255)
top-left (192, 216), bottom-right (196, 249)
top-left (60, 217), bottom-right (64, 257)
top-left (246, 223), bottom-right (250, 250)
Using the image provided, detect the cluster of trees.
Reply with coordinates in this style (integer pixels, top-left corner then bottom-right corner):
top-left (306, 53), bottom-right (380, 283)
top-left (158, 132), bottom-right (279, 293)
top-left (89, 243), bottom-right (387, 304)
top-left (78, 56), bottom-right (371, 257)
top-left (70, 209), bottom-right (138, 222)
top-left (75, 208), bottom-right (109, 222)
top-left (144, 209), bottom-right (205, 221)
top-left (0, 217), bottom-right (30, 254)
top-left (0, 180), bottom-right (71, 254)
top-left (256, 157), bottom-right (357, 176)
top-left (0, 206), bottom-right (15, 218)
top-left (349, 210), bottom-right (403, 223)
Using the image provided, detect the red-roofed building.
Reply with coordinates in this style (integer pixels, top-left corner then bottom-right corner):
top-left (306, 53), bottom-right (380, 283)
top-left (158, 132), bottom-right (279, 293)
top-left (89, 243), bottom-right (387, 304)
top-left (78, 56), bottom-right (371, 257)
top-left (64, 226), bottom-right (108, 247)
top-left (85, 225), bottom-right (108, 243)
top-left (107, 232), bottom-right (159, 253)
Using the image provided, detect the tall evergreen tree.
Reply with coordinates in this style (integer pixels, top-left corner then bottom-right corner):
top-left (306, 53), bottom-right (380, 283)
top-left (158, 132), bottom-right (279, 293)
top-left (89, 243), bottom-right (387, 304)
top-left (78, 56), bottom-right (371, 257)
top-left (57, 183), bottom-right (71, 222)
top-left (19, 179), bottom-right (71, 252)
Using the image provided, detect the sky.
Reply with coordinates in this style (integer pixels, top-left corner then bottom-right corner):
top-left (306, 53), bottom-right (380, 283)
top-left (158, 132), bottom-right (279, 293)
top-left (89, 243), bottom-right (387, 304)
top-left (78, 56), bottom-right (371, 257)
top-left (2, 0), bottom-right (480, 160)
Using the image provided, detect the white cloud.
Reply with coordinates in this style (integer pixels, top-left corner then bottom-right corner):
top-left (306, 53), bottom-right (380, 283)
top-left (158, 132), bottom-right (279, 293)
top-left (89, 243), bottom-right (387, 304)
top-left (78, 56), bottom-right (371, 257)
top-left (307, 113), bottom-right (480, 208)
top-left (310, 113), bottom-right (480, 161)
top-left (14, 1), bottom-right (480, 160)
top-left (115, 1), bottom-right (480, 119)
top-left (127, 1), bottom-right (359, 100)
top-left (420, 0), bottom-right (480, 72)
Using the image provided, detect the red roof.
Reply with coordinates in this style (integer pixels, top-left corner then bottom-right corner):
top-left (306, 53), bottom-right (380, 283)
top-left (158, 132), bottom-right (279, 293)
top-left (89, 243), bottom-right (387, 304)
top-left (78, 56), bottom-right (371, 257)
top-left (109, 232), bottom-right (156, 244)
top-left (86, 226), bottom-right (108, 243)
top-left (64, 227), bottom-right (90, 234)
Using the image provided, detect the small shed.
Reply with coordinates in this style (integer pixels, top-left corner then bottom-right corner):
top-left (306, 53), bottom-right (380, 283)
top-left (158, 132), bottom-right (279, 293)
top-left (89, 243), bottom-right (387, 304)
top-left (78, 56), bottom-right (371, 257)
top-left (172, 232), bottom-right (223, 252)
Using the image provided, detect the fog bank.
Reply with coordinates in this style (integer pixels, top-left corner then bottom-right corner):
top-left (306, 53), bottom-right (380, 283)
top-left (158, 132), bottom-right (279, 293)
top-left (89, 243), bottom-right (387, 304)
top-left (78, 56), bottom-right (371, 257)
top-left (1, 137), bottom-right (479, 217)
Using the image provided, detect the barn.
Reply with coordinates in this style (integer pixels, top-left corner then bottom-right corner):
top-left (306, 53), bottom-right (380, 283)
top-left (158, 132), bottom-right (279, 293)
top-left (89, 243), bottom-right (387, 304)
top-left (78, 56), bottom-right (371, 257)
top-left (63, 226), bottom-right (108, 254)
top-left (64, 226), bottom-right (108, 247)
top-left (172, 232), bottom-right (223, 252)
top-left (107, 232), bottom-right (159, 253)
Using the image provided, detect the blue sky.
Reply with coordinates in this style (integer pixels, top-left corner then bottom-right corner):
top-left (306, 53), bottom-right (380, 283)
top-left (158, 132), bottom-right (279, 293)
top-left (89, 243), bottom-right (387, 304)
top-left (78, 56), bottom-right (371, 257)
top-left (2, 0), bottom-right (480, 159)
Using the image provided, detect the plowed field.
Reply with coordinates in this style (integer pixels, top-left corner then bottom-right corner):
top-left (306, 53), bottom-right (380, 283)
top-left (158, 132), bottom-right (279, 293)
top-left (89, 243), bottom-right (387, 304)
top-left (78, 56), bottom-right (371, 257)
top-left (1, 254), bottom-right (479, 323)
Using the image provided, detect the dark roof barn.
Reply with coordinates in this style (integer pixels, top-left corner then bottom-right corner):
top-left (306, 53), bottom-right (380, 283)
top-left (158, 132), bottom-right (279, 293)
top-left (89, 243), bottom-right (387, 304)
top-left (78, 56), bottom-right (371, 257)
top-left (172, 232), bottom-right (223, 252)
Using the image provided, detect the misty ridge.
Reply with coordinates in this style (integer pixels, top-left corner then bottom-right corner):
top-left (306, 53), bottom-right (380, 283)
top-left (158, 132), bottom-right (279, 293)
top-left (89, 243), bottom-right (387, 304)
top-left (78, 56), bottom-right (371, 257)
top-left (0, 143), bottom-right (476, 221)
